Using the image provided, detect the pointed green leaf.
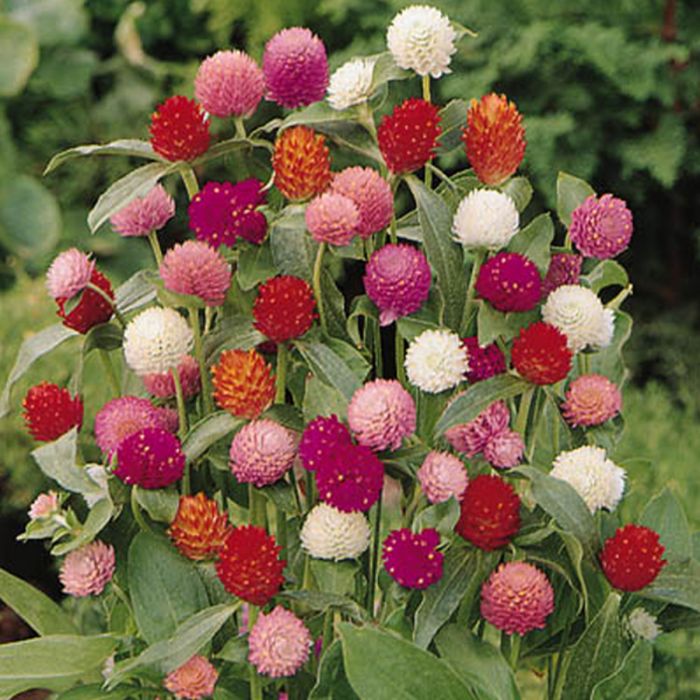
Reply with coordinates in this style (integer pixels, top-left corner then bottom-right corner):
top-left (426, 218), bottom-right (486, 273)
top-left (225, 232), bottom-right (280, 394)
top-left (311, 560), bottom-right (358, 597)
top-left (309, 640), bottom-right (361, 700)
top-left (269, 208), bottom-right (316, 282)
top-left (641, 557), bottom-right (700, 613)
top-left (135, 486), bottom-right (179, 523)
top-left (591, 640), bottom-right (653, 700)
top-left (236, 240), bottom-right (276, 291)
top-left (183, 411), bottom-right (243, 463)
top-left (203, 315), bottom-right (266, 360)
top-left (51, 498), bottom-right (114, 556)
top-left (436, 100), bottom-right (468, 155)
top-left (507, 212), bottom-right (554, 274)
top-left (640, 489), bottom-right (692, 562)
top-left (294, 338), bottom-right (363, 402)
top-left (44, 140), bottom-right (162, 175)
top-left (477, 301), bottom-right (511, 345)
top-left (557, 172), bottom-right (595, 228)
top-left (582, 260), bottom-right (629, 295)
top-left (501, 177), bottom-right (533, 213)
top-left (114, 269), bottom-right (157, 314)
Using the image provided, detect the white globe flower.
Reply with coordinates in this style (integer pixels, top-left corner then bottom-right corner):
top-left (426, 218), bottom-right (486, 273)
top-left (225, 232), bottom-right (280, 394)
top-left (452, 189), bottom-right (519, 250)
top-left (301, 503), bottom-right (371, 560)
top-left (542, 285), bottom-right (614, 353)
top-left (123, 307), bottom-right (193, 376)
top-left (327, 58), bottom-right (375, 111)
top-left (405, 329), bottom-right (469, 393)
top-left (387, 5), bottom-right (457, 79)
top-left (624, 608), bottom-right (662, 642)
top-left (550, 445), bottom-right (625, 513)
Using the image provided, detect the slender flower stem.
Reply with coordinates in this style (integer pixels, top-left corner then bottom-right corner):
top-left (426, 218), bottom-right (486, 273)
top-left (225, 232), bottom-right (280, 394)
top-left (179, 165), bottom-right (200, 199)
top-left (321, 607), bottom-right (334, 657)
top-left (305, 469), bottom-right (315, 512)
top-left (188, 306), bottom-right (214, 415)
top-left (249, 606), bottom-right (263, 700)
top-left (276, 506), bottom-right (288, 560)
top-left (367, 488), bottom-right (384, 617)
top-left (234, 116), bottom-right (247, 140)
top-left (86, 283), bottom-right (127, 329)
top-left (461, 249), bottom-right (485, 335)
top-left (508, 633), bottom-right (521, 671)
top-left (550, 625), bottom-right (571, 699)
top-left (99, 349), bottom-right (120, 397)
top-left (131, 486), bottom-right (153, 533)
top-left (171, 366), bottom-right (188, 439)
top-left (313, 242), bottom-right (327, 333)
top-left (148, 230), bottom-right (164, 267)
top-left (389, 179), bottom-right (400, 245)
top-left (373, 320), bottom-right (384, 379)
top-left (422, 74), bottom-right (433, 189)
top-left (359, 102), bottom-right (378, 143)
top-left (249, 483), bottom-right (267, 529)
top-left (514, 385), bottom-right (535, 437)
top-left (275, 343), bottom-right (288, 403)
top-left (395, 325), bottom-right (406, 385)
top-left (289, 470), bottom-right (303, 515)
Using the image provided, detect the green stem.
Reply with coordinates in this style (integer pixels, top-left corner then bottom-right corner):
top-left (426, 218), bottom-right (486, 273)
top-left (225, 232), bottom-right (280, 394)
top-left (249, 483), bottom-right (267, 529)
top-left (305, 469), bottom-right (315, 512)
top-left (99, 349), bottom-right (120, 397)
top-left (606, 284), bottom-right (633, 311)
top-left (313, 242), bottom-right (327, 333)
top-left (249, 606), bottom-right (263, 700)
top-left (130, 487), bottom-right (153, 533)
top-left (171, 366), bottom-right (188, 440)
top-left (188, 306), bottom-right (214, 415)
top-left (389, 179), bottom-right (400, 244)
top-left (86, 283), bottom-right (127, 329)
top-left (180, 165), bottom-right (200, 200)
top-left (275, 342), bottom-right (288, 403)
top-left (359, 102), bottom-right (378, 143)
top-left (321, 607), bottom-right (334, 657)
top-left (148, 230), bottom-right (163, 267)
top-left (276, 506), bottom-right (288, 561)
top-left (367, 488), bottom-right (384, 617)
top-left (514, 385), bottom-right (535, 437)
top-left (550, 625), bottom-right (571, 700)
top-left (395, 324), bottom-right (406, 385)
top-left (289, 469), bottom-right (303, 515)
top-left (422, 74), bottom-right (432, 188)
top-left (456, 548), bottom-right (483, 625)
top-left (461, 249), bottom-right (486, 335)
top-left (234, 116), bottom-right (247, 140)
top-left (372, 320), bottom-right (384, 379)
top-left (508, 633), bottom-right (521, 671)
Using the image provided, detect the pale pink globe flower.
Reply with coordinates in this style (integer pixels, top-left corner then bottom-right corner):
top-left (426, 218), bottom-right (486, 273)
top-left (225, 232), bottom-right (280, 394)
top-left (562, 374), bottom-right (622, 427)
top-left (28, 491), bottom-right (59, 519)
top-left (305, 192), bottom-right (359, 246)
top-left (59, 540), bottom-right (115, 597)
top-left (110, 184), bottom-right (175, 237)
top-left (483, 430), bottom-right (525, 469)
top-left (142, 356), bottom-right (201, 400)
top-left (164, 655), bottom-right (218, 699)
top-left (417, 451), bottom-right (468, 504)
top-left (445, 400), bottom-right (511, 457)
top-left (46, 248), bottom-right (94, 300)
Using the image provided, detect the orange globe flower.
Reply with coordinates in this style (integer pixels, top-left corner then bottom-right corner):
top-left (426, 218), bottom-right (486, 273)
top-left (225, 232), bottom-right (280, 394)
top-left (168, 493), bottom-right (231, 561)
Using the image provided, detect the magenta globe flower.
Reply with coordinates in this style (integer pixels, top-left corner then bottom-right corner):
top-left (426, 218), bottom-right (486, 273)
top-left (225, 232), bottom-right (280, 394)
top-left (382, 528), bottom-right (444, 589)
top-left (298, 415), bottom-right (353, 471)
top-left (114, 428), bottom-right (185, 489)
top-left (475, 252), bottom-right (542, 313)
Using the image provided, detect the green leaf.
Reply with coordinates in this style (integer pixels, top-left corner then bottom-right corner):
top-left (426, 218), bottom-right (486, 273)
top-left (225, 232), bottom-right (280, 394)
top-left (51, 498), bottom-right (114, 556)
top-left (114, 270), bottom-right (157, 315)
top-left (260, 481), bottom-right (299, 516)
top-left (641, 557), bottom-right (700, 613)
top-left (591, 640), bottom-right (653, 700)
top-left (557, 172), bottom-right (595, 228)
top-left (236, 240), bottom-right (276, 292)
top-left (435, 624), bottom-right (521, 700)
top-left (477, 301), bottom-right (511, 346)
top-left (269, 208), bottom-right (316, 282)
top-left (507, 212), bottom-right (554, 274)
top-left (303, 375), bottom-right (349, 421)
top-left (347, 294), bottom-right (378, 348)
top-left (339, 623), bottom-right (476, 700)
top-left (262, 403), bottom-right (305, 432)
top-left (279, 591), bottom-right (366, 621)
top-left (294, 338), bottom-right (363, 402)
top-left (311, 560), bottom-right (358, 597)
top-left (640, 488), bottom-right (692, 562)
top-left (309, 640), bottom-right (361, 700)
top-left (582, 260), bottom-right (629, 295)
top-left (501, 177), bottom-right (533, 213)
top-left (0, 19), bottom-right (38, 97)
top-left (280, 101), bottom-right (356, 131)
top-left (44, 140), bottom-right (162, 175)
top-left (413, 498), bottom-right (461, 538)
top-left (128, 532), bottom-right (210, 644)
top-left (203, 315), bottom-right (266, 360)
top-left (183, 412), bottom-right (243, 463)
top-left (0, 566), bottom-right (77, 636)
top-left (83, 324), bottom-right (123, 355)
top-left (370, 52), bottom-right (411, 89)
top-left (57, 684), bottom-right (155, 700)
top-left (436, 100), bottom-right (468, 155)
top-left (135, 486), bottom-right (179, 523)
top-left (590, 310), bottom-right (632, 387)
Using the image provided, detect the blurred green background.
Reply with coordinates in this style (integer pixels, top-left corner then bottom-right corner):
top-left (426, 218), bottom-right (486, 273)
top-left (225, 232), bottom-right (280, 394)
top-left (1, 0), bottom-right (699, 695)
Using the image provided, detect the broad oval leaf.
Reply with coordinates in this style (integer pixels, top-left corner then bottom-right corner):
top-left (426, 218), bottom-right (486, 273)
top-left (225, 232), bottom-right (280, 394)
top-left (507, 212), bottom-right (554, 274)
top-left (309, 639), bottom-right (361, 700)
top-left (51, 498), bottom-right (114, 556)
top-left (135, 486), bottom-right (179, 523)
top-left (640, 488), bottom-right (692, 562)
top-left (641, 557), bottom-right (700, 613)
top-left (591, 640), bottom-right (653, 700)
top-left (582, 260), bottom-right (629, 294)
top-left (294, 338), bottom-right (363, 402)
top-left (557, 171), bottom-right (595, 228)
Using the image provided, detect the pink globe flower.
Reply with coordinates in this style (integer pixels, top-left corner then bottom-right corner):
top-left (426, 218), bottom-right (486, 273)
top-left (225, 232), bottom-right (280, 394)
top-left (461, 337), bottom-right (506, 384)
top-left (195, 50), bottom-right (264, 118)
top-left (483, 430), bottom-right (524, 469)
top-left (417, 451), bottom-right (468, 504)
top-left (542, 252), bottom-right (583, 297)
top-left (445, 400), bottom-right (511, 457)
top-left (157, 406), bottom-right (181, 434)
top-left (114, 428), bottom-right (185, 489)
top-left (160, 240), bottom-right (232, 306)
top-left (347, 379), bottom-right (416, 451)
top-left (562, 374), bottom-right (622, 427)
top-left (263, 27), bottom-right (329, 109)
top-left (164, 655), bottom-right (218, 699)
top-left (59, 540), bottom-right (115, 597)
top-left (46, 249), bottom-right (94, 300)
top-left (305, 192), bottom-right (359, 246)
top-left (382, 528), bottom-right (443, 589)
top-left (110, 184), bottom-right (175, 237)
top-left (569, 193), bottom-right (633, 259)
top-left (298, 415), bottom-right (353, 471)
top-left (142, 356), bottom-right (201, 399)
top-left (28, 491), bottom-right (59, 520)
top-left (475, 252), bottom-right (542, 313)
top-left (481, 561), bottom-right (555, 636)
top-left (364, 244), bottom-right (432, 326)
top-left (248, 606), bottom-right (312, 678)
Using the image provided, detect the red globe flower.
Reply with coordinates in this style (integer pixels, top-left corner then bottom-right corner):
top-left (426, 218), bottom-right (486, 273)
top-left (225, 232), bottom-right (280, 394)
top-left (511, 322), bottom-right (572, 385)
top-left (253, 276), bottom-right (316, 343)
top-left (23, 382), bottom-right (84, 442)
top-left (56, 269), bottom-right (114, 334)
top-left (600, 525), bottom-right (667, 592)
top-left (149, 96), bottom-right (210, 162)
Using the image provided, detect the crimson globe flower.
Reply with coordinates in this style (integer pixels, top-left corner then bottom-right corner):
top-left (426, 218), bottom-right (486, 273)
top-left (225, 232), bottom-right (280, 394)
top-left (56, 269), bottom-right (114, 334)
top-left (23, 382), bottom-right (83, 442)
top-left (461, 337), bottom-right (506, 384)
top-left (600, 525), bottom-right (667, 592)
top-left (253, 276), bottom-right (316, 343)
top-left (511, 322), bottom-right (572, 385)
top-left (149, 96), bottom-right (210, 162)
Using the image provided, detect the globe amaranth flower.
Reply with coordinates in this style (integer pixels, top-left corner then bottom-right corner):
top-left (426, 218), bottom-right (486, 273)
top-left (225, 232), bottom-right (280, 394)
top-left (46, 249), bottom-right (94, 300)
top-left (216, 525), bottom-right (286, 606)
top-left (142, 355), bottom-right (201, 400)
top-left (382, 528), bottom-right (444, 589)
top-left (23, 382), bottom-right (83, 442)
top-left (60, 540), bottom-right (115, 597)
top-left (272, 126), bottom-right (332, 202)
top-left (542, 284), bottom-right (615, 353)
top-left (600, 524), bottom-right (667, 592)
top-left (511, 321), bottom-right (572, 385)
top-left (542, 252), bottom-right (583, 297)
top-left (306, 192), bottom-right (359, 246)
top-left (569, 193), bottom-right (633, 259)
top-left (188, 179), bottom-right (267, 248)
top-left (248, 606), bottom-right (312, 678)
top-left (211, 349), bottom-right (276, 419)
top-left (157, 406), bottom-right (181, 434)
top-left (160, 241), bottom-right (232, 306)
top-left (168, 493), bottom-right (231, 561)
top-left (330, 166), bottom-right (393, 238)
top-left (164, 655), bottom-right (218, 700)
top-left (445, 399), bottom-right (510, 457)
top-left (114, 428), bottom-right (185, 489)
top-left (624, 608), bottom-right (662, 642)
top-left (405, 329), bottom-right (469, 393)
top-left (56, 269), bottom-right (114, 334)
top-left (461, 337), bottom-right (506, 384)
top-left (263, 27), bottom-right (329, 109)
top-left (195, 50), bottom-right (264, 118)
top-left (386, 5), bottom-right (457, 78)
top-left (253, 275), bottom-right (316, 343)
top-left (364, 244), bottom-right (431, 326)
top-left (327, 58), bottom-right (375, 111)
top-left (347, 379), bottom-right (416, 451)
top-left (300, 502), bottom-right (371, 560)
top-left (229, 419), bottom-right (296, 487)
top-left (476, 252), bottom-right (542, 313)
top-left (463, 93), bottom-right (527, 186)
top-left (28, 491), bottom-right (59, 520)
top-left (378, 98), bottom-right (441, 175)
top-left (562, 374), bottom-right (622, 427)
top-left (110, 184), bottom-right (175, 237)
top-left (123, 307), bottom-right (193, 376)
top-left (483, 430), bottom-right (525, 469)
top-left (453, 190), bottom-right (519, 250)
top-left (417, 451), bottom-right (468, 504)
top-left (149, 95), bottom-right (210, 162)
top-left (298, 415), bottom-right (353, 471)
top-left (456, 474), bottom-right (521, 550)
top-left (481, 562), bottom-right (554, 636)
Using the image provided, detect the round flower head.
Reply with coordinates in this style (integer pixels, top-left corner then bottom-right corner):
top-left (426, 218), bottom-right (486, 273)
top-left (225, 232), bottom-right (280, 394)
top-left (569, 194), bottom-right (633, 259)
top-left (382, 528), bottom-right (444, 589)
top-left (327, 58), bottom-right (375, 111)
top-left (273, 126), bottom-right (332, 202)
top-left (248, 606), bottom-right (312, 678)
top-left (461, 337), bottom-right (506, 384)
top-left (417, 451), bottom-right (468, 504)
top-left (364, 244), bottom-right (431, 326)
top-left (164, 655), bottom-right (218, 700)
top-left (378, 98), bottom-right (441, 175)
top-left (188, 179), bottom-right (267, 248)
top-left (253, 276), bottom-right (316, 343)
top-left (300, 503), bottom-right (371, 560)
top-left (229, 419), bottom-right (296, 488)
top-left (453, 189), bottom-right (519, 250)
top-left (23, 382), bottom-right (83, 442)
top-left (347, 379), bottom-right (416, 451)
top-left (306, 192), bottom-right (359, 246)
top-left (56, 268), bottom-right (114, 334)
top-left (550, 445), bottom-right (626, 513)
top-left (168, 493), bottom-right (231, 561)
top-left (46, 249), bottom-right (94, 300)
top-left (60, 540), bottom-right (115, 597)
top-left (562, 374), bottom-right (622, 427)
top-left (386, 5), bottom-right (457, 78)
top-left (195, 50), bottom-right (264, 118)
top-left (157, 406), bottom-right (181, 434)
top-left (95, 396), bottom-right (169, 456)
top-left (330, 167), bottom-right (393, 238)
top-left (123, 307), bottom-right (193, 376)
top-left (110, 184), bottom-right (175, 237)
top-left (542, 285), bottom-right (615, 353)
top-left (215, 525), bottom-right (286, 606)
top-left (211, 349), bottom-right (276, 419)
top-left (600, 524), bottom-right (667, 592)
top-left (114, 428), bottom-right (185, 489)
top-left (511, 322), bottom-right (572, 385)
top-left (543, 252), bottom-right (583, 297)
top-left (624, 608), bottom-right (662, 642)
top-left (481, 562), bottom-right (554, 636)
top-left (298, 415), bottom-right (353, 471)
top-left (405, 329), bottom-right (469, 393)
top-left (142, 355), bottom-right (201, 400)
top-left (463, 93), bottom-right (527, 186)
top-left (149, 95), bottom-right (210, 162)
top-left (476, 252), bottom-right (542, 313)
top-left (263, 27), bottom-right (329, 109)
top-left (456, 474), bottom-right (521, 550)
top-left (28, 491), bottom-right (59, 520)
top-left (483, 430), bottom-right (524, 469)
top-left (444, 399), bottom-right (510, 457)
top-left (160, 241), bottom-right (232, 306)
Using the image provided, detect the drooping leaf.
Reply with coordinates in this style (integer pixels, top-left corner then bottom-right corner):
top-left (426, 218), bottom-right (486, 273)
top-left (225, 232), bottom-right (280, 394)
top-left (557, 171), bottom-right (595, 228)
top-left (309, 639), bottom-right (361, 700)
top-left (114, 270), bottom-right (157, 314)
top-left (591, 640), bottom-right (653, 700)
top-left (640, 488), bottom-right (692, 562)
top-left (311, 560), bottom-right (358, 598)
top-left (44, 140), bottom-right (163, 175)
top-left (501, 177), bottom-right (533, 213)
top-left (183, 412), bottom-right (243, 463)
